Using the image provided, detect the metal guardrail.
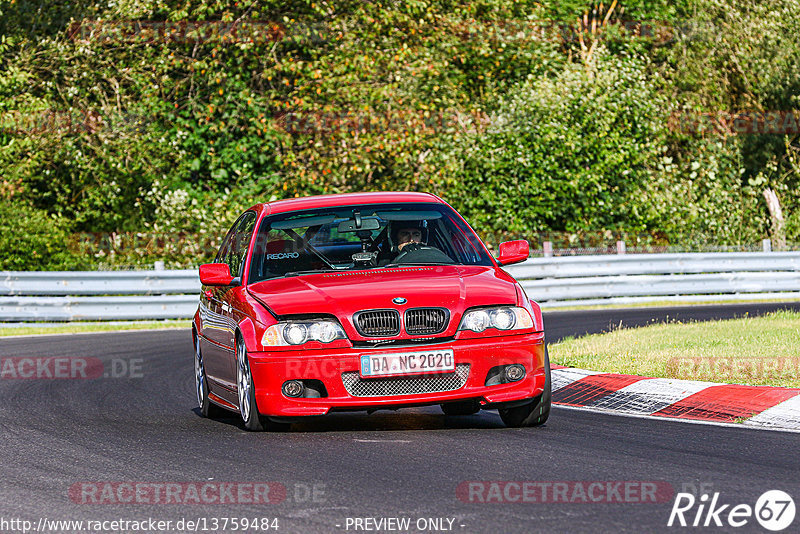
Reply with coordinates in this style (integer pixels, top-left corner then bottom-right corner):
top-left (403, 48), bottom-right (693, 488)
top-left (0, 295), bottom-right (198, 322)
top-left (2, 252), bottom-right (800, 321)
top-left (0, 270), bottom-right (198, 296)
top-left (505, 252), bottom-right (800, 307)
top-left (508, 252), bottom-right (800, 278)
top-left (0, 270), bottom-right (201, 321)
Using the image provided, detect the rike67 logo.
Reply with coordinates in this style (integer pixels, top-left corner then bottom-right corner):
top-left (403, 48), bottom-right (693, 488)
top-left (668, 490), bottom-right (795, 531)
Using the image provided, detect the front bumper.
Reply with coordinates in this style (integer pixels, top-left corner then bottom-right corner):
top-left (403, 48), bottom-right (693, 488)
top-left (248, 332), bottom-right (546, 416)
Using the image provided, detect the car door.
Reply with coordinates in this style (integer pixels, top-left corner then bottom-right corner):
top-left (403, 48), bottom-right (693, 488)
top-left (216, 211), bottom-right (258, 386)
top-left (200, 220), bottom-right (239, 389)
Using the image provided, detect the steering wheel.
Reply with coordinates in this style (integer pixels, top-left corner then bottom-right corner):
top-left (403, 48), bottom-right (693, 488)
top-left (393, 244), bottom-right (456, 265)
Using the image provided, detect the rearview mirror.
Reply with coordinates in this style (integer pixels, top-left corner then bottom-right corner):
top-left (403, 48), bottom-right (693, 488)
top-left (497, 240), bottom-right (530, 266)
top-left (199, 263), bottom-right (239, 286)
top-left (337, 216), bottom-right (380, 232)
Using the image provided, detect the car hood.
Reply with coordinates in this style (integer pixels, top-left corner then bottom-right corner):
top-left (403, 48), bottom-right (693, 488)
top-left (247, 265), bottom-right (519, 339)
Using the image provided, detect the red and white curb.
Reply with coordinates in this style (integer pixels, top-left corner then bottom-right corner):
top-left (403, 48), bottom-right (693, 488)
top-left (551, 366), bottom-right (800, 430)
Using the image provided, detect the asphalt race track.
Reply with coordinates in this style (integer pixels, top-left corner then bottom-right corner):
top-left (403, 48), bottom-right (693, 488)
top-left (1, 304), bottom-right (799, 534)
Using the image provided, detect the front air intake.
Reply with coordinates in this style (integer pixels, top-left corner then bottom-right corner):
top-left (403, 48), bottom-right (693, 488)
top-left (354, 309), bottom-right (401, 337)
top-left (405, 308), bottom-right (449, 335)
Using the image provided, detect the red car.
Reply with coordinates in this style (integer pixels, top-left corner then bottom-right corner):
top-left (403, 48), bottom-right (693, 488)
top-left (192, 192), bottom-right (550, 431)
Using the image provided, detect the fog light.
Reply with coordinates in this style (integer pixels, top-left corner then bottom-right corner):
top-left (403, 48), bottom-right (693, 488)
top-left (504, 364), bottom-right (525, 382)
top-left (282, 380), bottom-right (304, 398)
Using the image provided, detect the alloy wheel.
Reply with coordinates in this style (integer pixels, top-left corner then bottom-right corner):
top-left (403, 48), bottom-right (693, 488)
top-left (236, 341), bottom-right (251, 423)
top-left (195, 334), bottom-right (205, 408)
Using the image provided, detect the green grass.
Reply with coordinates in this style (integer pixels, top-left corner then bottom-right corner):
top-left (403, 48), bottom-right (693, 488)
top-left (0, 320), bottom-right (191, 337)
top-left (550, 310), bottom-right (800, 388)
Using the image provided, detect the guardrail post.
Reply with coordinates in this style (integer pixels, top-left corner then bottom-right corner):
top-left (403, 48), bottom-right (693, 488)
top-left (543, 241), bottom-right (553, 258)
top-left (616, 240), bottom-right (626, 255)
top-left (762, 239), bottom-right (772, 252)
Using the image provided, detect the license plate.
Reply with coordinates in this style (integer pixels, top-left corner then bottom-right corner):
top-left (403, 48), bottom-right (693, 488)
top-left (360, 349), bottom-right (455, 378)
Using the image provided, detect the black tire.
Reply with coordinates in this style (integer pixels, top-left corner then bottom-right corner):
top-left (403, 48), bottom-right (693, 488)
top-left (195, 333), bottom-right (226, 419)
top-left (499, 345), bottom-right (551, 428)
top-left (441, 400), bottom-right (481, 416)
top-left (236, 337), bottom-right (290, 432)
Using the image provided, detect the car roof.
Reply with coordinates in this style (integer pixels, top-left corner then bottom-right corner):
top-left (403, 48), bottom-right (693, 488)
top-left (249, 191), bottom-right (445, 216)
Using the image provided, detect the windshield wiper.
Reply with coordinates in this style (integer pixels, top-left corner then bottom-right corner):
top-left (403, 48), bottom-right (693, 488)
top-left (382, 262), bottom-right (456, 268)
top-left (283, 269), bottom-right (339, 277)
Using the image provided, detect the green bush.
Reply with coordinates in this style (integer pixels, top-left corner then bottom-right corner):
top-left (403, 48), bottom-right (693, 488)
top-left (663, 0), bottom-right (800, 240)
top-left (642, 139), bottom-right (766, 246)
top-left (0, 201), bottom-right (85, 270)
top-left (1, 0), bottom-right (799, 269)
top-left (443, 48), bottom-right (669, 236)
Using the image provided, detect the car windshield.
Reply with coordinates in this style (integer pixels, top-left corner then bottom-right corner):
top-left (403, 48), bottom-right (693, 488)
top-left (248, 202), bottom-right (493, 283)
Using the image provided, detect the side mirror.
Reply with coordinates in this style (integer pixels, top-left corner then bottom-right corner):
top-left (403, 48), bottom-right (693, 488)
top-left (199, 263), bottom-right (239, 286)
top-left (497, 240), bottom-right (530, 266)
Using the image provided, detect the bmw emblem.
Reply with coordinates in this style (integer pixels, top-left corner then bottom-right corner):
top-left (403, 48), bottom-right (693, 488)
top-left (392, 297), bottom-right (407, 305)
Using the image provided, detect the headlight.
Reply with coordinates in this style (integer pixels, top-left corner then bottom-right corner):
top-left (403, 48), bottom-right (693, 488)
top-left (262, 319), bottom-right (347, 346)
top-left (284, 323), bottom-right (308, 345)
top-left (308, 321), bottom-right (339, 343)
top-left (458, 307), bottom-right (533, 333)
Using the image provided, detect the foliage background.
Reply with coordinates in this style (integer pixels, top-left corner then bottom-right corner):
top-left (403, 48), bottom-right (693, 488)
top-left (0, 0), bottom-right (798, 268)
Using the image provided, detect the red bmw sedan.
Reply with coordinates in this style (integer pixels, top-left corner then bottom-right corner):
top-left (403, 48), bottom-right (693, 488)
top-left (192, 192), bottom-right (550, 431)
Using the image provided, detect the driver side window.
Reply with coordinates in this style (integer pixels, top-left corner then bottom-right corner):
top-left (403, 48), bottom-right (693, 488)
top-left (214, 227), bottom-right (236, 265)
top-left (228, 211), bottom-right (257, 278)
top-left (214, 212), bottom-right (256, 278)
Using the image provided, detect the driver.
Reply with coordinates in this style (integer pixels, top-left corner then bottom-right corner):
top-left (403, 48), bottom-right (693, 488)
top-left (382, 220), bottom-right (454, 265)
top-left (395, 222), bottom-right (426, 252)
top-left (389, 220), bottom-right (428, 255)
